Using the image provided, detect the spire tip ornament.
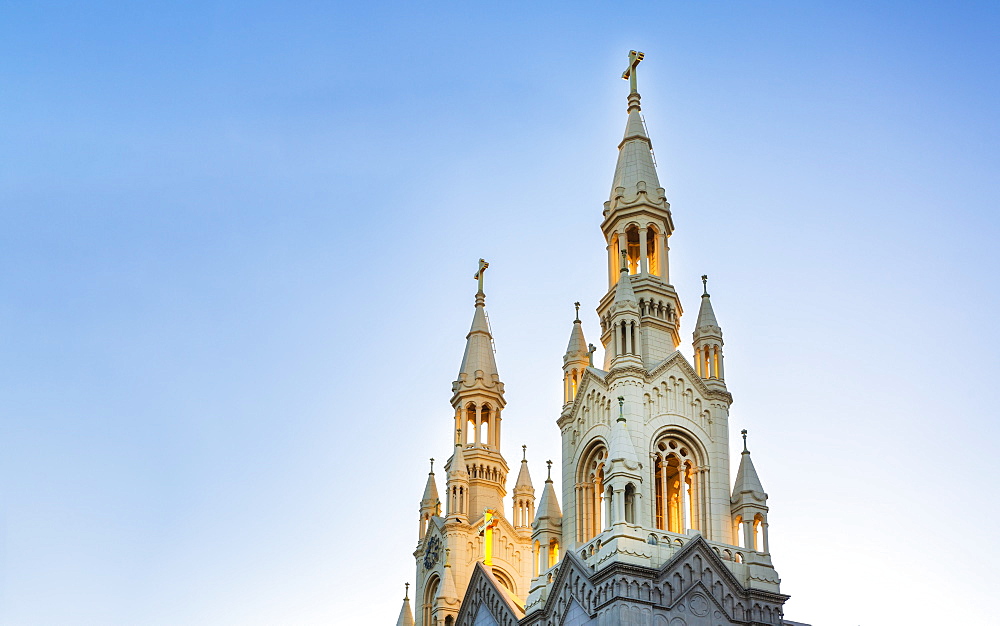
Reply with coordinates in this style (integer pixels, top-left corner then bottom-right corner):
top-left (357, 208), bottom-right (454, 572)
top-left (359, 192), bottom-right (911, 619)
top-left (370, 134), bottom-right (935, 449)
top-left (429, 458), bottom-right (434, 473)
top-left (474, 258), bottom-right (490, 295)
top-left (574, 301), bottom-right (581, 322)
top-left (617, 396), bottom-right (626, 422)
top-left (702, 274), bottom-right (709, 295)
top-left (522, 444), bottom-right (527, 461)
top-left (621, 49), bottom-right (644, 94)
top-left (404, 582), bottom-right (410, 601)
top-left (741, 429), bottom-right (749, 453)
top-left (546, 459), bottom-right (553, 481)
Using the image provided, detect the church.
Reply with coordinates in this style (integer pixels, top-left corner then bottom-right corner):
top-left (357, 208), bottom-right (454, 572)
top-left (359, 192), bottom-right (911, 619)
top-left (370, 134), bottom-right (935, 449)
top-left (396, 53), bottom-right (808, 626)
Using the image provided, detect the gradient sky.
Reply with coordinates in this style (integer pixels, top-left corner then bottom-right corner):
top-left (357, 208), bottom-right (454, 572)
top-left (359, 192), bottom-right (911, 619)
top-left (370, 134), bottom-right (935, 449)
top-left (2, 2), bottom-right (999, 625)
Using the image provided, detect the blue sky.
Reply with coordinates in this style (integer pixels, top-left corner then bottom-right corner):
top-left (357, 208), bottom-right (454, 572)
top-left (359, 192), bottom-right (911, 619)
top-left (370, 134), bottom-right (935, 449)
top-left (2, 2), bottom-right (999, 624)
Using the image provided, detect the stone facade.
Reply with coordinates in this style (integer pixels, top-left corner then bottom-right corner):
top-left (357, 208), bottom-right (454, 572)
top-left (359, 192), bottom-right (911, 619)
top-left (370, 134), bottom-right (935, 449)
top-left (396, 53), bottom-right (807, 626)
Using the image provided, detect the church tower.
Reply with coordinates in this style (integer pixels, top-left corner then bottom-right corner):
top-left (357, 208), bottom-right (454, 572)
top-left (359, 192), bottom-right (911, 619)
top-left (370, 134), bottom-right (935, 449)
top-left (411, 260), bottom-right (535, 626)
top-left (402, 52), bottom-right (806, 626)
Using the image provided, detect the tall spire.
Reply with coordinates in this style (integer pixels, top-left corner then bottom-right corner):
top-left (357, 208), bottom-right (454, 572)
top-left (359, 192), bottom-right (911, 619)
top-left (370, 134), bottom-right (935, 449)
top-left (535, 460), bottom-right (562, 523)
top-left (693, 275), bottom-right (725, 381)
top-left (422, 458), bottom-right (440, 504)
top-left (514, 446), bottom-right (534, 493)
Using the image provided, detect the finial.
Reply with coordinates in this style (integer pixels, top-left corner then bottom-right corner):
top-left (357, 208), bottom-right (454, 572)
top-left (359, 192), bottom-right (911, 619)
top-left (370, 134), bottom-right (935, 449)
top-left (702, 274), bottom-right (709, 295)
top-left (621, 50), bottom-right (645, 95)
top-left (617, 396), bottom-right (626, 422)
top-left (620, 249), bottom-right (629, 272)
top-left (445, 548), bottom-right (451, 567)
top-left (741, 429), bottom-right (749, 453)
top-left (404, 582), bottom-right (410, 601)
top-left (546, 460), bottom-right (553, 481)
top-left (474, 258), bottom-right (490, 295)
top-left (574, 301), bottom-right (581, 322)
top-left (522, 444), bottom-right (527, 461)
top-left (587, 343), bottom-right (596, 367)
top-left (429, 458), bottom-right (434, 473)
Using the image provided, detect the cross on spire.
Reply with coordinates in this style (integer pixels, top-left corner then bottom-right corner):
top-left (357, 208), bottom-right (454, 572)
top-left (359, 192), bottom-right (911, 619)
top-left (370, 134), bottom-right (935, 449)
top-left (702, 274), bottom-right (709, 295)
top-left (574, 301), bottom-right (581, 322)
top-left (622, 50), bottom-right (645, 94)
top-left (522, 444), bottom-right (527, 461)
top-left (546, 460), bottom-right (553, 481)
top-left (474, 258), bottom-right (490, 294)
top-left (429, 458), bottom-right (434, 473)
top-left (404, 582), bottom-right (410, 600)
top-left (741, 428), bottom-right (749, 453)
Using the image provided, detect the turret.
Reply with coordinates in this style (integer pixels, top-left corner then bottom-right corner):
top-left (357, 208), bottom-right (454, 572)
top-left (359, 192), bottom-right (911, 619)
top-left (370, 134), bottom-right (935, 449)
top-left (731, 430), bottom-right (770, 554)
top-left (512, 445), bottom-right (535, 531)
top-left (605, 397), bottom-right (643, 526)
top-left (434, 549), bottom-right (460, 624)
top-left (693, 275), bottom-right (725, 383)
top-left (605, 253), bottom-right (643, 370)
top-left (395, 583), bottom-right (415, 626)
top-left (419, 459), bottom-right (441, 539)
top-left (597, 51), bottom-right (683, 367)
top-left (445, 440), bottom-right (470, 523)
top-left (531, 461), bottom-right (562, 576)
top-left (563, 302), bottom-right (590, 405)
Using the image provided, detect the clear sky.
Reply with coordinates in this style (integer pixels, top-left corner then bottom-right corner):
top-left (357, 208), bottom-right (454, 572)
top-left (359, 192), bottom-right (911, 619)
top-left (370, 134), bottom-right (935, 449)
top-left (2, 2), bottom-right (999, 624)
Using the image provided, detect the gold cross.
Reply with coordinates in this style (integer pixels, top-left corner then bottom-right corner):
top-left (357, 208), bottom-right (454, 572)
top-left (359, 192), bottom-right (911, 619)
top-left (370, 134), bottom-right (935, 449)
top-left (474, 258), bottom-right (490, 293)
top-left (622, 50), bottom-right (645, 94)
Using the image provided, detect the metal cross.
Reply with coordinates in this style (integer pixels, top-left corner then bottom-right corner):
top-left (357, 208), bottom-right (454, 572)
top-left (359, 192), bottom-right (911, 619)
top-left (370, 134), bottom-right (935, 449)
top-left (622, 50), bottom-right (645, 94)
top-left (474, 258), bottom-right (489, 293)
top-left (741, 429), bottom-right (748, 452)
top-left (574, 301), bottom-right (581, 321)
top-left (702, 274), bottom-right (709, 295)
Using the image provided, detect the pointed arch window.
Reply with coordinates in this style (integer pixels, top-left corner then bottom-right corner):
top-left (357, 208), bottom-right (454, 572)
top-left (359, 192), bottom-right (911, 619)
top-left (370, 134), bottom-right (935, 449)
top-left (575, 443), bottom-right (607, 543)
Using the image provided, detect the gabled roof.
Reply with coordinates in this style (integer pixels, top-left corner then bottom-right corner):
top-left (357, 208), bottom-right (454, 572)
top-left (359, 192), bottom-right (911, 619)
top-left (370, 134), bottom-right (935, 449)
top-left (454, 561), bottom-right (525, 626)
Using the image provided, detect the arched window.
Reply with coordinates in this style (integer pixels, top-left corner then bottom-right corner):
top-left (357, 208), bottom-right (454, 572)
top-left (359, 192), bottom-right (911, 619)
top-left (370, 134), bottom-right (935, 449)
top-left (625, 225), bottom-right (640, 274)
top-left (653, 435), bottom-right (705, 534)
top-left (423, 575), bottom-right (440, 626)
top-left (493, 568), bottom-right (516, 595)
top-left (609, 233), bottom-right (621, 285)
top-left (547, 539), bottom-right (560, 568)
top-left (480, 405), bottom-right (491, 447)
top-left (445, 616), bottom-right (454, 626)
top-left (466, 403), bottom-right (476, 446)
top-left (575, 442), bottom-right (607, 543)
top-left (646, 226), bottom-right (660, 276)
top-left (624, 483), bottom-right (636, 524)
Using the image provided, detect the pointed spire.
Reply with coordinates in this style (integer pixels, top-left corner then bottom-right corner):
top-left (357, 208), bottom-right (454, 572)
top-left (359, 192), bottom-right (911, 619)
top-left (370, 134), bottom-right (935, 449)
top-left (610, 51), bottom-right (660, 201)
top-left (438, 549), bottom-right (460, 603)
top-left (535, 460), bottom-right (562, 522)
top-left (449, 438), bottom-right (469, 479)
top-left (514, 445), bottom-right (534, 492)
top-left (732, 429), bottom-right (765, 498)
top-left (694, 275), bottom-right (721, 335)
top-left (613, 254), bottom-right (638, 306)
top-left (608, 397), bottom-right (641, 471)
top-left (457, 259), bottom-right (500, 385)
top-left (565, 303), bottom-right (589, 360)
top-left (395, 584), bottom-right (415, 626)
top-left (421, 458), bottom-right (439, 504)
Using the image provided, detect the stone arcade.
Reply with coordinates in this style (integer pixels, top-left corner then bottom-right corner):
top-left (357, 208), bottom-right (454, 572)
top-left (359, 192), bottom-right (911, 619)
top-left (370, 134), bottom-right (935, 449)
top-left (395, 53), bottom-right (809, 626)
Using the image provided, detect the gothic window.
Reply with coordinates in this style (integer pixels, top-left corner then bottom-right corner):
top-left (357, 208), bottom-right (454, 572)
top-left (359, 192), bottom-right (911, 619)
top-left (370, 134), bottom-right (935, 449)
top-left (423, 575), bottom-right (440, 625)
top-left (653, 435), bottom-right (704, 534)
top-left (624, 483), bottom-right (636, 524)
top-left (466, 403), bottom-right (476, 445)
top-left (575, 442), bottom-right (607, 543)
top-left (646, 225), bottom-right (660, 276)
top-left (625, 224), bottom-right (640, 274)
top-left (480, 405), bottom-right (491, 447)
top-left (547, 539), bottom-right (560, 568)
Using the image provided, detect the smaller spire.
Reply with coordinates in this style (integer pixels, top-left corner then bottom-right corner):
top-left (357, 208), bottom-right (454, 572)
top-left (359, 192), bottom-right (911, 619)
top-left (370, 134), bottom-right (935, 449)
top-left (514, 445), bottom-right (534, 492)
top-left (608, 398), bottom-right (640, 471)
top-left (438, 549), bottom-right (459, 604)
top-left (449, 437), bottom-right (469, 479)
top-left (535, 462), bottom-right (562, 523)
top-left (421, 458), bottom-right (439, 504)
top-left (395, 583), bottom-right (415, 626)
top-left (613, 254), bottom-right (638, 306)
top-left (732, 430), bottom-right (765, 498)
